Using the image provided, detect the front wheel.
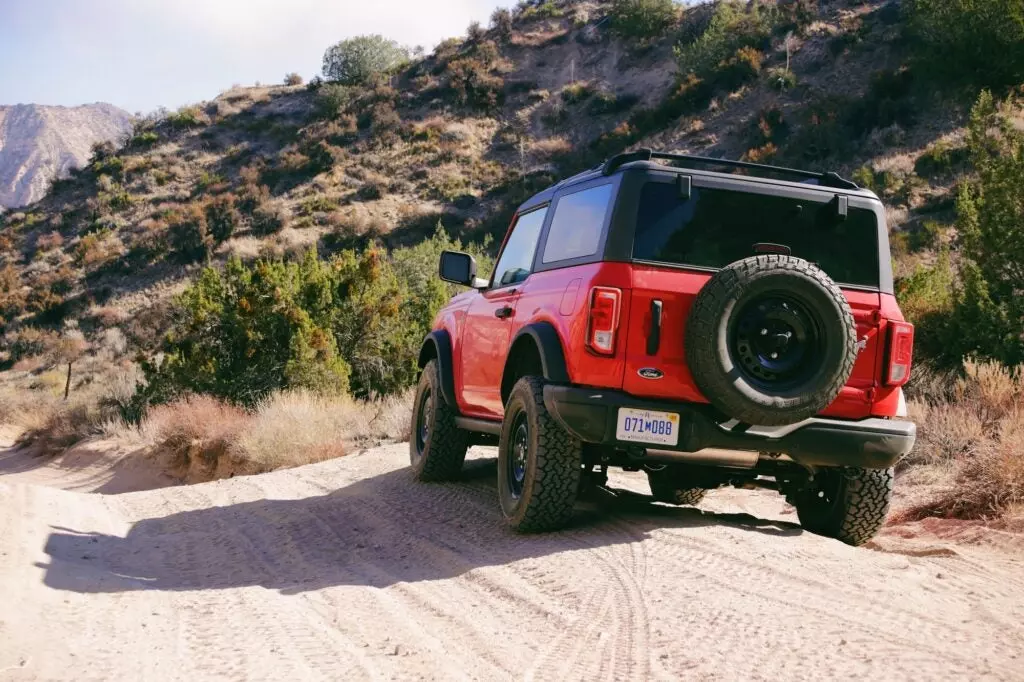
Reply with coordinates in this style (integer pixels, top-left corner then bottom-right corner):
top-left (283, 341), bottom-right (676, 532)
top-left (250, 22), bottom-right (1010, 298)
top-left (498, 377), bottom-right (582, 532)
top-left (409, 360), bottom-right (468, 481)
top-left (646, 468), bottom-right (707, 506)
top-left (793, 467), bottom-right (893, 546)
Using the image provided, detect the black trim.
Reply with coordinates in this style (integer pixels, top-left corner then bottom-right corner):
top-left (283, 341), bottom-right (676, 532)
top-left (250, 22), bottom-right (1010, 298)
top-left (605, 167), bottom-right (894, 295)
top-left (488, 203), bottom-right (550, 290)
top-left (602, 148), bottom-right (860, 190)
top-left (507, 322), bottom-right (570, 383)
top-left (455, 416), bottom-right (502, 436)
top-left (647, 299), bottom-right (662, 355)
top-left (418, 331), bottom-right (457, 407)
top-left (542, 385), bottom-right (916, 470)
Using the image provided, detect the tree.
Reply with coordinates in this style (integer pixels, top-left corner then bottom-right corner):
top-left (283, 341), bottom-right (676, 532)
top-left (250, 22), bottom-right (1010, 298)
top-left (491, 7), bottom-right (514, 40)
top-left (948, 90), bottom-right (1024, 365)
top-left (284, 72), bottom-right (304, 86)
top-left (321, 35), bottom-right (410, 86)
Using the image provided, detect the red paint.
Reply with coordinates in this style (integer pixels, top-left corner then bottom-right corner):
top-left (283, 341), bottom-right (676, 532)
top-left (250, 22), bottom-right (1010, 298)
top-left (435, 256), bottom-right (912, 422)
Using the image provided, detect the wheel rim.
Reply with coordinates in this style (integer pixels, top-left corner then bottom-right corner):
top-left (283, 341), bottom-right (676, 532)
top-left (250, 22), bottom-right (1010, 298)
top-left (506, 412), bottom-right (529, 500)
top-left (731, 294), bottom-right (824, 390)
top-left (414, 387), bottom-right (432, 458)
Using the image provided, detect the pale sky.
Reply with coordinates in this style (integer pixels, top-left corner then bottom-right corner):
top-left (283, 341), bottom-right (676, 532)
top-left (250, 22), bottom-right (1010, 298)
top-left (0, 0), bottom-right (515, 114)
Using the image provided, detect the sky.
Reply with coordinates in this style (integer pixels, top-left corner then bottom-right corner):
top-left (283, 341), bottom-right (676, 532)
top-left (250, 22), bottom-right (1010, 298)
top-left (0, 0), bottom-right (515, 114)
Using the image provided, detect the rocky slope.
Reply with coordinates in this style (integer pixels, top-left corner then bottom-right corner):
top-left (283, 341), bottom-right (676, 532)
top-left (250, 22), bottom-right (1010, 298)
top-left (0, 103), bottom-right (131, 209)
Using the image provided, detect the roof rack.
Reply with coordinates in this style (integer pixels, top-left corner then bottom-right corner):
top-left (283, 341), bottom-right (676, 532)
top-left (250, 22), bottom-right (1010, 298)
top-left (600, 148), bottom-right (860, 191)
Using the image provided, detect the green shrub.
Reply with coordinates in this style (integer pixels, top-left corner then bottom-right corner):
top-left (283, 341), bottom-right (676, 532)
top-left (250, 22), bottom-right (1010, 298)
top-left (491, 7), bottom-right (514, 40)
top-left (906, 0), bottom-right (1024, 88)
top-left (588, 90), bottom-right (640, 115)
top-left (316, 83), bottom-right (355, 118)
top-left (609, 0), bottom-right (678, 39)
top-left (321, 34), bottom-right (410, 86)
top-left (447, 56), bottom-right (504, 109)
top-left (168, 204), bottom-right (213, 262)
top-left (896, 249), bottom-right (956, 359)
top-left (675, 0), bottom-right (776, 78)
top-left (519, 1), bottom-right (564, 21)
top-left (205, 194), bottom-right (242, 242)
top-left (167, 106), bottom-right (207, 130)
top-left (561, 82), bottom-right (595, 104)
top-left (915, 140), bottom-right (970, 177)
top-left (767, 66), bottom-right (797, 91)
top-left (714, 46), bottom-right (763, 91)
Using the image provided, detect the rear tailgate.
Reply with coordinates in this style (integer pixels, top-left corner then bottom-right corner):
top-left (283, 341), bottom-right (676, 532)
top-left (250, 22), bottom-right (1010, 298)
top-left (620, 264), bottom-right (883, 419)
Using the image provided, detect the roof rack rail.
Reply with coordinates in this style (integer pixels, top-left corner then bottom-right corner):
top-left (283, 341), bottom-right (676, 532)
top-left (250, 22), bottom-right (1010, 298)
top-left (601, 148), bottom-right (860, 190)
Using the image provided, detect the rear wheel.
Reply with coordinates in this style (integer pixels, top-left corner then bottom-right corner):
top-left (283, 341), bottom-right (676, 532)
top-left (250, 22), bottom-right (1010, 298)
top-left (498, 377), bottom-right (582, 532)
top-left (409, 360), bottom-right (468, 481)
top-left (646, 468), bottom-right (707, 506)
top-left (793, 467), bottom-right (893, 546)
top-left (685, 255), bottom-right (858, 426)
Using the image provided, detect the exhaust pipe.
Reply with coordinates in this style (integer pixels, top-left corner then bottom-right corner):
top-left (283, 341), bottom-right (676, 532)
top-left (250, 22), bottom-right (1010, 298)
top-left (641, 447), bottom-right (760, 469)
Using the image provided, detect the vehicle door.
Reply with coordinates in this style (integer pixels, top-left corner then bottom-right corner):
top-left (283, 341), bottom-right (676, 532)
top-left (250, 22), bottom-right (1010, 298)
top-left (458, 206), bottom-right (548, 418)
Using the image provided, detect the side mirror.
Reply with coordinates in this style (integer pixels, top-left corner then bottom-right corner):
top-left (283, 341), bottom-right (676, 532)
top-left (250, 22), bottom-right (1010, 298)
top-left (439, 250), bottom-right (485, 288)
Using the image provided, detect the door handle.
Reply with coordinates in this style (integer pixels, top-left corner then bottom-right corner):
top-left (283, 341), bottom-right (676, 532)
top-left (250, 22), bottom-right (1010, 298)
top-left (495, 306), bottom-right (514, 319)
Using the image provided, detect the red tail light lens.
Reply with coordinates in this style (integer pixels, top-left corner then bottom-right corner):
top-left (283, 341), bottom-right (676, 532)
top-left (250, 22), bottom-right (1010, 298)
top-left (885, 321), bottom-right (915, 386)
top-left (587, 287), bottom-right (621, 355)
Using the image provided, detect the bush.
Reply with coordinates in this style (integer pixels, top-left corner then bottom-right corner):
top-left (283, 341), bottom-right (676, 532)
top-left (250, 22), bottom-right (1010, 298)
top-left (205, 194), bottom-right (242, 242)
top-left (166, 106), bottom-right (207, 130)
top-left (491, 7), bottom-right (514, 40)
top-left (250, 198), bottom-right (288, 235)
top-left (467, 21), bottom-right (486, 42)
top-left (316, 83), bottom-right (355, 118)
top-left (284, 72), bottom-right (304, 86)
top-left (610, 0), bottom-right (678, 40)
top-left (675, 0), bottom-right (776, 78)
top-left (168, 204), bottom-right (213, 262)
top-left (321, 34), bottom-right (410, 86)
top-left (447, 56), bottom-right (504, 109)
top-left (715, 46), bottom-right (763, 91)
top-left (906, 0), bottom-right (1024, 89)
top-left (915, 140), bottom-right (970, 177)
top-left (561, 82), bottom-right (595, 104)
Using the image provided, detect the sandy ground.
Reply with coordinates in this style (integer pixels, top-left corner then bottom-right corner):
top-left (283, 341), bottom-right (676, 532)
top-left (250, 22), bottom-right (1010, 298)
top-left (2, 438), bottom-right (1024, 681)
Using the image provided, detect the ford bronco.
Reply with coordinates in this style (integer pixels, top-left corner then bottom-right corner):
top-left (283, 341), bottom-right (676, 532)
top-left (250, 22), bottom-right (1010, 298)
top-left (409, 149), bottom-right (917, 546)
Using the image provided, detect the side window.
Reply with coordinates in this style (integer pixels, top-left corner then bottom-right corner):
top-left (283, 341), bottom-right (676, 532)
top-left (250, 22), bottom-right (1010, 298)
top-left (491, 207), bottom-right (547, 287)
top-left (542, 183), bottom-right (614, 264)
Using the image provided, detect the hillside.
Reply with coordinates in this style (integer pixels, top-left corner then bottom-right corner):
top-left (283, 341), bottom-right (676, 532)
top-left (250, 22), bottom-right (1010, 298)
top-left (0, 103), bottom-right (132, 209)
top-left (0, 0), bottom-right (1021, 523)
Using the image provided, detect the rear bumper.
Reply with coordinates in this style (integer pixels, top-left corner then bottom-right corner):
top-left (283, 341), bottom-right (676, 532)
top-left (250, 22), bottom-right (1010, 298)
top-left (543, 385), bottom-right (916, 470)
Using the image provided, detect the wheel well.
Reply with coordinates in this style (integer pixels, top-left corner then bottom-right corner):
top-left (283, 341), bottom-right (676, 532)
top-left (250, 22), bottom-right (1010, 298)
top-left (417, 340), bottom-right (437, 369)
top-left (501, 337), bottom-right (544, 406)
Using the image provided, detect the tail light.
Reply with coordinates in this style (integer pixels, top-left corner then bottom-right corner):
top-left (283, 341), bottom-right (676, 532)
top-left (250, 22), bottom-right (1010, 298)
top-left (587, 287), bottom-right (621, 355)
top-left (884, 321), bottom-right (915, 386)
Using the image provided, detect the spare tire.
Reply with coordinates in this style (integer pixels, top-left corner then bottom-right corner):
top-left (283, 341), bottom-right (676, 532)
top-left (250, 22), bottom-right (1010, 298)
top-left (685, 255), bottom-right (857, 426)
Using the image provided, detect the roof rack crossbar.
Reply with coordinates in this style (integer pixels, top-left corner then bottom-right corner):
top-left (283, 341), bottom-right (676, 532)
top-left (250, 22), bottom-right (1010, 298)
top-left (601, 148), bottom-right (859, 190)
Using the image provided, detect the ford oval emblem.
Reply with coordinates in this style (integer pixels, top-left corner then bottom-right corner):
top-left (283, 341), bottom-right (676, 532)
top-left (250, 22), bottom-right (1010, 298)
top-left (638, 367), bottom-right (664, 380)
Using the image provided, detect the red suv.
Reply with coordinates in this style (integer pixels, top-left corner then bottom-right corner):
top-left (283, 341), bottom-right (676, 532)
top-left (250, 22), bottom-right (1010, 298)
top-left (409, 149), bottom-right (916, 546)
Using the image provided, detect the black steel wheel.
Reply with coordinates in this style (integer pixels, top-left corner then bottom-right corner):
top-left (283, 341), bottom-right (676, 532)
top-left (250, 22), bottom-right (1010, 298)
top-left (409, 360), bottom-right (468, 481)
top-left (497, 377), bottom-right (582, 532)
top-left (685, 255), bottom-right (858, 426)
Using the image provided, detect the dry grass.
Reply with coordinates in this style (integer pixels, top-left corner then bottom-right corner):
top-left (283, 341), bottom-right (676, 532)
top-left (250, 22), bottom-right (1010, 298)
top-left (100, 388), bottom-right (413, 481)
top-left (899, 360), bottom-right (1024, 522)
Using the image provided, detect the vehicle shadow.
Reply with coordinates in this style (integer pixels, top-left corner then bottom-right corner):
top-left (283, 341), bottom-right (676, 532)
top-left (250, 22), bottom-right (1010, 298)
top-left (39, 458), bottom-right (803, 595)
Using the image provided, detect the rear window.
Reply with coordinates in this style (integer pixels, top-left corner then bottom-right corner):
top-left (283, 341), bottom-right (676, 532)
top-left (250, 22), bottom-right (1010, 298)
top-left (542, 183), bottom-right (614, 264)
top-left (633, 182), bottom-right (880, 287)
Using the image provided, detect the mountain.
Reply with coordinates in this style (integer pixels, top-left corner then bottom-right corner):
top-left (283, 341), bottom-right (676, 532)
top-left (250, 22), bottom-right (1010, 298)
top-left (0, 103), bottom-right (132, 209)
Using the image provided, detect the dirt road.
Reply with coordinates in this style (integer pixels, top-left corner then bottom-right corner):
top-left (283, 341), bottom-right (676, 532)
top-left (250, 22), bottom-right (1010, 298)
top-left (2, 441), bottom-right (1023, 681)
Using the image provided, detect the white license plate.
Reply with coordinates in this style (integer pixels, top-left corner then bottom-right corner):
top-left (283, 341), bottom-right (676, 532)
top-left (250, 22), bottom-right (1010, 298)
top-left (615, 408), bottom-right (680, 446)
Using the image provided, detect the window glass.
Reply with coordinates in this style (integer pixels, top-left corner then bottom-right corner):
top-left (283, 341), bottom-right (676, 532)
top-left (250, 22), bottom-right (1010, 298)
top-left (542, 184), bottom-right (614, 264)
top-left (491, 207), bottom-right (547, 287)
top-left (632, 182), bottom-right (880, 287)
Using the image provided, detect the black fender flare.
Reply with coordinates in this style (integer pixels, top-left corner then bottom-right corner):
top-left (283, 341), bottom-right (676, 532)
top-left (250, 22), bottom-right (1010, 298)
top-left (501, 322), bottom-right (570, 403)
top-left (417, 330), bottom-right (458, 407)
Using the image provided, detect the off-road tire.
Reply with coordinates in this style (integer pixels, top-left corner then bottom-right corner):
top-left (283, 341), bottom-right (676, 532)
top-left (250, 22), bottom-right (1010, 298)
top-left (409, 360), bottom-right (468, 481)
top-left (794, 467), bottom-right (894, 546)
top-left (646, 470), bottom-right (707, 506)
top-left (685, 255), bottom-right (858, 426)
top-left (498, 377), bottom-right (582, 533)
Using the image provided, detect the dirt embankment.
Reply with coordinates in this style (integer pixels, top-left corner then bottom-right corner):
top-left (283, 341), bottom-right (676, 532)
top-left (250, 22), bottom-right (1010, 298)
top-left (2, 440), bottom-right (1023, 681)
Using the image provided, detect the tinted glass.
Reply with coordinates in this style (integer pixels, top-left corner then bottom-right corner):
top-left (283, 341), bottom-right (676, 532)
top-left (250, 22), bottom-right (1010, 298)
top-left (542, 183), bottom-right (614, 263)
top-left (492, 207), bottom-right (546, 287)
top-left (633, 183), bottom-right (880, 287)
